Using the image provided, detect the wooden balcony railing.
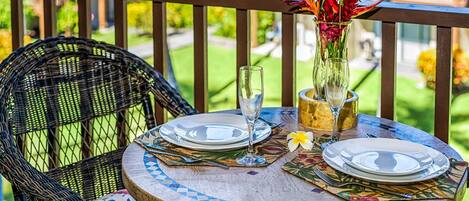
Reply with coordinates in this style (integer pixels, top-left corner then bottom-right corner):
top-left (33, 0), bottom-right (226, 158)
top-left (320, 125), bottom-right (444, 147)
top-left (9, 0), bottom-right (469, 150)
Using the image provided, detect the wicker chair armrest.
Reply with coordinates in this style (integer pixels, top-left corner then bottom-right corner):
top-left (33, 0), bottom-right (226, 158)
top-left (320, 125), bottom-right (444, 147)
top-left (0, 131), bottom-right (82, 200)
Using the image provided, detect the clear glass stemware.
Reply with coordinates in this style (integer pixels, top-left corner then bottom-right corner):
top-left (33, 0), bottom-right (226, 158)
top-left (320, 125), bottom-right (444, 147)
top-left (237, 66), bottom-right (266, 166)
top-left (323, 58), bottom-right (350, 148)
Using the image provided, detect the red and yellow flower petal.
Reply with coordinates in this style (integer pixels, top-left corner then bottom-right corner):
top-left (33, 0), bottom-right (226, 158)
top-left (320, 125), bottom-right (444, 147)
top-left (326, 0), bottom-right (340, 14)
top-left (352, 0), bottom-right (384, 17)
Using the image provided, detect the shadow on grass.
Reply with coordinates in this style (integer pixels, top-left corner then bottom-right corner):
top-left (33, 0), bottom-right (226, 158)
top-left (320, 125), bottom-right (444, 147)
top-left (451, 113), bottom-right (469, 151)
top-left (396, 99), bottom-right (435, 134)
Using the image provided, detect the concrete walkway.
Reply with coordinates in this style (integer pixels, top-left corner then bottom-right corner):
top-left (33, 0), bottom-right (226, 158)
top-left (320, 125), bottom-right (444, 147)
top-left (128, 28), bottom-right (236, 58)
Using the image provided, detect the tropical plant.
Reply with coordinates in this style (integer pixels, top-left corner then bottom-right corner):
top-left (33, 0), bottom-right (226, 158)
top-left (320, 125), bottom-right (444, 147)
top-left (167, 3), bottom-right (193, 30)
top-left (57, 0), bottom-right (79, 36)
top-left (209, 9), bottom-right (275, 45)
top-left (124, 2), bottom-right (275, 45)
top-left (0, 0), bottom-right (10, 29)
top-left (256, 11), bottom-right (276, 45)
top-left (127, 1), bottom-right (153, 33)
top-left (417, 46), bottom-right (469, 94)
top-left (210, 8), bottom-right (236, 38)
top-left (0, 30), bottom-right (32, 61)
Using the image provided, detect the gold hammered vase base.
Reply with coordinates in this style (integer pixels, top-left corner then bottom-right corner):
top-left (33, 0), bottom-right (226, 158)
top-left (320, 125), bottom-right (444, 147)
top-left (298, 88), bottom-right (358, 131)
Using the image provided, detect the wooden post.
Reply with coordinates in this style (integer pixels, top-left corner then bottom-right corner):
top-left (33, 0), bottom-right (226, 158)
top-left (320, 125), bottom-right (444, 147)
top-left (153, 1), bottom-right (168, 124)
top-left (380, 22), bottom-right (397, 120)
top-left (236, 9), bottom-right (251, 107)
top-left (193, 5), bottom-right (208, 113)
top-left (78, 0), bottom-right (93, 159)
top-left (115, 0), bottom-right (129, 146)
top-left (434, 26), bottom-right (452, 143)
top-left (281, 13), bottom-right (296, 107)
top-left (11, 0), bottom-right (24, 49)
top-left (43, 0), bottom-right (57, 38)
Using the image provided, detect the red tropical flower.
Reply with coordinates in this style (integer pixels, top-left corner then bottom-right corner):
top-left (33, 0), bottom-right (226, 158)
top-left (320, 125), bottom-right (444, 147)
top-left (284, 0), bottom-right (320, 16)
top-left (284, 0), bottom-right (384, 22)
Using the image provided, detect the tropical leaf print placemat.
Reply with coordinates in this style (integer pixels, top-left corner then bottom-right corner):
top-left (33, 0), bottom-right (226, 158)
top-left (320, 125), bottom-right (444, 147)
top-left (136, 127), bottom-right (290, 167)
top-left (282, 149), bottom-right (468, 200)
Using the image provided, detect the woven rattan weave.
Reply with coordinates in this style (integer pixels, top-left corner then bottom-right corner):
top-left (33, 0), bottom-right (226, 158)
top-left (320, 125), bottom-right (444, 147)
top-left (0, 37), bottom-right (196, 200)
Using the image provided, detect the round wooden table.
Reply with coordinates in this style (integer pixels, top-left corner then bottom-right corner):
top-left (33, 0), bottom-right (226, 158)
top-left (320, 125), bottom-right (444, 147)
top-left (122, 107), bottom-right (466, 201)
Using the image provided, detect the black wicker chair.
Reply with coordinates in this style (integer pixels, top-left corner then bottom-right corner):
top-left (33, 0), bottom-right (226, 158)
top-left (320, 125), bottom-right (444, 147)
top-left (0, 37), bottom-right (197, 200)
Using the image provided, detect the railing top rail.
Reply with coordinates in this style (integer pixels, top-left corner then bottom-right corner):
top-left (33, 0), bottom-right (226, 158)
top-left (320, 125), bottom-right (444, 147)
top-left (357, 2), bottom-right (469, 28)
top-left (152, 0), bottom-right (469, 28)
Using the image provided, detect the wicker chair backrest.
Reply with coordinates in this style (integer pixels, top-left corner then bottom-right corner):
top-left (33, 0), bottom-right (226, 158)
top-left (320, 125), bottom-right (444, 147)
top-left (0, 37), bottom-right (195, 171)
top-left (4, 38), bottom-right (151, 134)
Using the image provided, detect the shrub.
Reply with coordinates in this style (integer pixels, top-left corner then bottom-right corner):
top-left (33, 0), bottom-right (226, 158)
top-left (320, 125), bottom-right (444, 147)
top-left (0, 30), bottom-right (32, 61)
top-left (57, 0), bottom-right (79, 36)
top-left (123, 2), bottom-right (275, 45)
top-left (167, 3), bottom-right (193, 30)
top-left (210, 9), bottom-right (275, 45)
top-left (127, 1), bottom-right (153, 33)
top-left (256, 11), bottom-right (275, 45)
top-left (210, 8), bottom-right (236, 38)
top-left (417, 46), bottom-right (469, 93)
top-left (0, 0), bottom-right (10, 29)
top-left (127, 2), bottom-right (193, 33)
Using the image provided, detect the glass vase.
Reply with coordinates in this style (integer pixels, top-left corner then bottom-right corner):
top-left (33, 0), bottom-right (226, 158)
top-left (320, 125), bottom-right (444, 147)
top-left (312, 21), bottom-right (351, 100)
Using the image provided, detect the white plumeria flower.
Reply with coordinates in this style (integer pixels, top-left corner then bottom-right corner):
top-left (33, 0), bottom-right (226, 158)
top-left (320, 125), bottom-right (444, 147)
top-left (287, 131), bottom-right (314, 152)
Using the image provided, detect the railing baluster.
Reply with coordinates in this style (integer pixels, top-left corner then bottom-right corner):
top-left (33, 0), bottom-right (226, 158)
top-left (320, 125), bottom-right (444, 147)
top-left (236, 9), bottom-right (251, 107)
top-left (43, 0), bottom-right (59, 169)
top-left (11, 0), bottom-right (24, 49)
top-left (380, 22), bottom-right (397, 120)
top-left (193, 5), bottom-right (208, 113)
top-left (44, 0), bottom-right (57, 38)
top-left (10, 0), bottom-right (24, 190)
top-left (11, 0), bottom-right (25, 154)
top-left (78, 0), bottom-right (92, 38)
top-left (115, 0), bottom-right (128, 49)
top-left (78, 0), bottom-right (92, 159)
top-left (281, 13), bottom-right (296, 107)
top-left (435, 26), bottom-right (452, 143)
top-left (115, 0), bottom-right (129, 147)
top-left (153, 1), bottom-right (167, 124)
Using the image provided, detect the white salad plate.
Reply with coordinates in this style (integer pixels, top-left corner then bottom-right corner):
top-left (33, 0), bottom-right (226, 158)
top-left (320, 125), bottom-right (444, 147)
top-left (161, 113), bottom-right (250, 145)
top-left (339, 141), bottom-right (433, 176)
top-left (159, 113), bottom-right (271, 151)
top-left (323, 138), bottom-right (450, 183)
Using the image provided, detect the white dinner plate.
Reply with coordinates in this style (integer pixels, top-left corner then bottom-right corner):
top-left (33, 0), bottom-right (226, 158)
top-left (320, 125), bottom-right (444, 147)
top-left (159, 113), bottom-right (271, 151)
top-left (323, 138), bottom-right (450, 183)
top-left (161, 113), bottom-right (250, 145)
top-left (339, 142), bottom-right (433, 176)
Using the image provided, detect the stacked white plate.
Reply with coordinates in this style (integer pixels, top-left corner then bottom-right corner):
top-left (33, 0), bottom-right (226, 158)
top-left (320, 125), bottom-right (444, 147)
top-left (322, 138), bottom-right (450, 183)
top-left (158, 113), bottom-right (272, 151)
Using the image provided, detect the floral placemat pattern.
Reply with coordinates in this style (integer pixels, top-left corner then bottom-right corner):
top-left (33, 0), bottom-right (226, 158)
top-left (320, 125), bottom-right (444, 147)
top-left (282, 148), bottom-right (468, 201)
top-left (135, 127), bottom-right (290, 167)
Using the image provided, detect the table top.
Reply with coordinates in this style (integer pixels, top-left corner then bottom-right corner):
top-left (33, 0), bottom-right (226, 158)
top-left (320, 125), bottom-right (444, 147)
top-left (122, 107), bottom-right (465, 201)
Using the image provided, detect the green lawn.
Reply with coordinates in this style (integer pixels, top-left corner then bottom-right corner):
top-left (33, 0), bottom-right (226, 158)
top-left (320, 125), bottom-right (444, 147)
top-left (91, 31), bottom-right (153, 47)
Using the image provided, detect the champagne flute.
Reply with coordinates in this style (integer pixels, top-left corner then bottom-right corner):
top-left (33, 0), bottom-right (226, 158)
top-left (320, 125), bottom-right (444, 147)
top-left (237, 66), bottom-right (266, 166)
top-left (323, 58), bottom-right (350, 148)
